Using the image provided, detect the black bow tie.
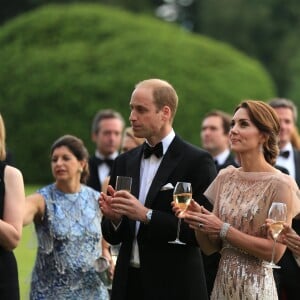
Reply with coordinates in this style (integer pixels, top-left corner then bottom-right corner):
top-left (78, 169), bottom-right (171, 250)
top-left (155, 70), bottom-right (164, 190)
top-left (279, 150), bottom-right (290, 159)
top-left (94, 157), bottom-right (114, 168)
top-left (143, 142), bottom-right (163, 159)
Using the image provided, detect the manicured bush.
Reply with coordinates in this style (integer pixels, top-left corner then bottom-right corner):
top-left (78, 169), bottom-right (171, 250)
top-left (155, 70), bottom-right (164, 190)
top-left (0, 3), bottom-right (275, 183)
top-left (287, 51), bottom-right (300, 111)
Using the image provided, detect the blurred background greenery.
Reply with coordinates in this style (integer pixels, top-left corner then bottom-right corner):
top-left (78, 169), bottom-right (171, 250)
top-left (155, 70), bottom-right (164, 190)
top-left (0, 3), bottom-right (276, 183)
top-left (2, 1), bottom-right (296, 183)
top-left (14, 185), bottom-right (40, 300)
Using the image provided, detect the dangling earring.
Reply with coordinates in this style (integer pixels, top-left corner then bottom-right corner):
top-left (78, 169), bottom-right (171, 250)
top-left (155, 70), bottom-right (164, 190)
top-left (259, 143), bottom-right (264, 153)
top-left (79, 167), bottom-right (83, 173)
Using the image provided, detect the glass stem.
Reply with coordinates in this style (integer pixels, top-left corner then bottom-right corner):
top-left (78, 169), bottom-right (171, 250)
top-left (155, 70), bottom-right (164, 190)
top-left (176, 218), bottom-right (182, 240)
top-left (271, 239), bottom-right (276, 264)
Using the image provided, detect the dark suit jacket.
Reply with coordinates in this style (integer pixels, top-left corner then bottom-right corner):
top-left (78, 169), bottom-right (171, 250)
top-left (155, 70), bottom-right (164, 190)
top-left (87, 155), bottom-right (114, 192)
top-left (216, 153), bottom-right (239, 172)
top-left (87, 155), bottom-right (102, 191)
top-left (102, 135), bottom-right (217, 300)
top-left (276, 148), bottom-right (300, 299)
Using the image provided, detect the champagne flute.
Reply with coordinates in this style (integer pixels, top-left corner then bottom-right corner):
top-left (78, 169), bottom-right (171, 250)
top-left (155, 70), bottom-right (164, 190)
top-left (265, 202), bottom-right (287, 268)
top-left (115, 176), bottom-right (132, 192)
top-left (110, 244), bottom-right (121, 265)
top-left (168, 182), bottom-right (192, 245)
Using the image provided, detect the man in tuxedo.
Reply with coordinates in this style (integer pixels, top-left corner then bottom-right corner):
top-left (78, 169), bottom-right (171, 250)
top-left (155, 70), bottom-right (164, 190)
top-left (201, 110), bottom-right (238, 171)
top-left (100, 79), bottom-right (217, 300)
top-left (269, 98), bottom-right (300, 300)
top-left (87, 109), bottom-right (125, 191)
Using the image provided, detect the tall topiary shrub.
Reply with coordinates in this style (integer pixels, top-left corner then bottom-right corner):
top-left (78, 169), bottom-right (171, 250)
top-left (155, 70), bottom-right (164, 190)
top-left (287, 51), bottom-right (300, 111)
top-left (0, 3), bottom-right (275, 183)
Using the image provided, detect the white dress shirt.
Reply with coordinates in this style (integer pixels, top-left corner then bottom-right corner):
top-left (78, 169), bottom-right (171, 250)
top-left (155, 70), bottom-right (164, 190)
top-left (130, 129), bottom-right (175, 267)
top-left (276, 142), bottom-right (295, 178)
top-left (95, 150), bottom-right (118, 183)
top-left (214, 149), bottom-right (231, 166)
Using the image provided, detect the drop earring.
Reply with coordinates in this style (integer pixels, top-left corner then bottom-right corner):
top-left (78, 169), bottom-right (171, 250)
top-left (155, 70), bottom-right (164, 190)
top-left (259, 143), bottom-right (264, 153)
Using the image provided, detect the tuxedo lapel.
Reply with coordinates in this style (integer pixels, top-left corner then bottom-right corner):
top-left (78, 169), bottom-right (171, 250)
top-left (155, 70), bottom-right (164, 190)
top-left (88, 156), bottom-right (101, 191)
top-left (126, 146), bottom-right (143, 198)
top-left (293, 149), bottom-right (300, 187)
top-left (145, 136), bottom-right (183, 208)
top-left (125, 147), bottom-right (143, 235)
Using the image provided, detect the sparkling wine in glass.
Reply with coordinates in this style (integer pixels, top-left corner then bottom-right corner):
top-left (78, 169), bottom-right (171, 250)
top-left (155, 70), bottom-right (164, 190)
top-left (265, 202), bottom-right (287, 269)
top-left (168, 182), bottom-right (192, 245)
top-left (115, 176), bottom-right (132, 192)
top-left (110, 244), bottom-right (121, 265)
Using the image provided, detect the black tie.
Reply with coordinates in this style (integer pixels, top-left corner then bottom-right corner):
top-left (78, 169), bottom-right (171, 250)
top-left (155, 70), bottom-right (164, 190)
top-left (94, 157), bottom-right (114, 168)
top-left (279, 151), bottom-right (289, 159)
top-left (143, 142), bottom-right (163, 159)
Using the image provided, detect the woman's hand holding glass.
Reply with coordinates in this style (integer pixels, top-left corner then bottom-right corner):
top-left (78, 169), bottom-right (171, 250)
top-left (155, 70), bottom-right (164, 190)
top-left (181, 200), bottom-right (224, 254)
top-left (283, 225), bottom-right (300, 256)
top-left (268, 221), bottom-right (300, 257)
top-left (183, 201), bottom-right (223, 239)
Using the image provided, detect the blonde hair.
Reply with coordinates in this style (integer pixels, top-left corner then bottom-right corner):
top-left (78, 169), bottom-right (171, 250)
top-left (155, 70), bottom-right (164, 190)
top-left (0, 114), bottom-right (7, 161)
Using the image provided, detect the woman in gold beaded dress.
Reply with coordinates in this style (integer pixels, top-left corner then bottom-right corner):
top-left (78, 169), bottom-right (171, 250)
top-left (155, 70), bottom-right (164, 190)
top-left (182, 101), bottom-right (300, 299)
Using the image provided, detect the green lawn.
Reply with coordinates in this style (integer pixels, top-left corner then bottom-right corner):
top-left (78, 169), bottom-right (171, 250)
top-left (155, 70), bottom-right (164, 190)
top-left (14, 224), bottom-right (37, 300)
top-left (14, 185), bottom-right (40, 300)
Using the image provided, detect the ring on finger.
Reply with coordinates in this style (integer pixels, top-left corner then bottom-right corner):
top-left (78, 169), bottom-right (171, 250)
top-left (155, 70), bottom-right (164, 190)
top-left (198, 223), bottom-right (204, 228)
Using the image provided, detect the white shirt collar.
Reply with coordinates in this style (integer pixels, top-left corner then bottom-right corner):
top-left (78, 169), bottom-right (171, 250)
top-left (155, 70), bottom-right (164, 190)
top-left (214, 149), bottom-right (230, 166)
top-left (95, 150), bottom-right (119, 160)
top-left (280, 142), bottom-right (293, 153)
top-left (145, 129), bottom-right (175, 156)
top-left (276, 142), bottom-right (295, 178)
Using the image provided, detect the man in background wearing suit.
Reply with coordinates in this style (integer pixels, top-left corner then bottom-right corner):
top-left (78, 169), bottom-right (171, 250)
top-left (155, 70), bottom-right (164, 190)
top-left (200, 110), bottom-right (238, 296)
top-left (100, 79), bottom-right (217, 300)
top-left (87, 109), bottom-right (125, 191)
top-left (201, 110), bottom-right (238, 171)
top-left (269, 98), bottom-right (300, 300)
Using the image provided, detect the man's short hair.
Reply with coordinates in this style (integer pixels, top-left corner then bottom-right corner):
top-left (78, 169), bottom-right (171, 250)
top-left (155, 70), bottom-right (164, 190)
top-left (268, 98), bottom-right (298, 123)
top-left (91, 109), bottom-right (125, 134)
top-left (203, 110), bottom-right (232, 134)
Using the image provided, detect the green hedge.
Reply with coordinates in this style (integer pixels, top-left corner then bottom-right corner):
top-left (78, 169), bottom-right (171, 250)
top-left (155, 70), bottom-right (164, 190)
top-left (0, 3), bottom-right (275, 183)
top-left (288, 51), bottom-right (300, 110)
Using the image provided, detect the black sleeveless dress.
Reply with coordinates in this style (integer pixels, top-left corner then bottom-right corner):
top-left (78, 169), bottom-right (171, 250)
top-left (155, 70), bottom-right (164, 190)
top-left (0, 162), bottom-right (20, 299)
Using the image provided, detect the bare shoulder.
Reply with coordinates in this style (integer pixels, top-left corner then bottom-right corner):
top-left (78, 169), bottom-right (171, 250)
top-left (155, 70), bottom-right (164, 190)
top-left (4, 165), bottom-right (23, 180)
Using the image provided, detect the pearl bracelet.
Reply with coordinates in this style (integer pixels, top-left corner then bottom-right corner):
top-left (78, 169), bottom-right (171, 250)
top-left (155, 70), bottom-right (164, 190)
top-left (220, 222), bottom-right (231, 240)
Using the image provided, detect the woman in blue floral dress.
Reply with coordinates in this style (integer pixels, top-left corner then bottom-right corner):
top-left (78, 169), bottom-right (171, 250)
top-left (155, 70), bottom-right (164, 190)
top-left (24, 135), bottom-right (109, 300)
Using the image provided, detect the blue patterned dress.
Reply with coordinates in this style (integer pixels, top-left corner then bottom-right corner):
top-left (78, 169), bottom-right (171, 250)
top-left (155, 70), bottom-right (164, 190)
top-left (30, 184), bottom-right (109, 300)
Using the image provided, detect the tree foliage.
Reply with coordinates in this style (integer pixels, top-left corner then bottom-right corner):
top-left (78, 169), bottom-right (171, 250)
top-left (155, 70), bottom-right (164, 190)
top-left (0, 4), bottom-right (275, 183)
top-left (2, 1), bottom-right (300, 98)
top-left (195, 0), bottom-right (300, 97)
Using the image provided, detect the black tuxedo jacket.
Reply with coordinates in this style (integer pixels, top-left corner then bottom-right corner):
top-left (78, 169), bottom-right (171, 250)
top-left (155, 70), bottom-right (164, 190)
top-left (276, 148), bottom-right (300, 298)
top-left (87, 155), bottom-right (113, 192)
top-left (216, 153), bottom-right (238, 172)
top-left (102, 135), bottom-right (217, 300)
